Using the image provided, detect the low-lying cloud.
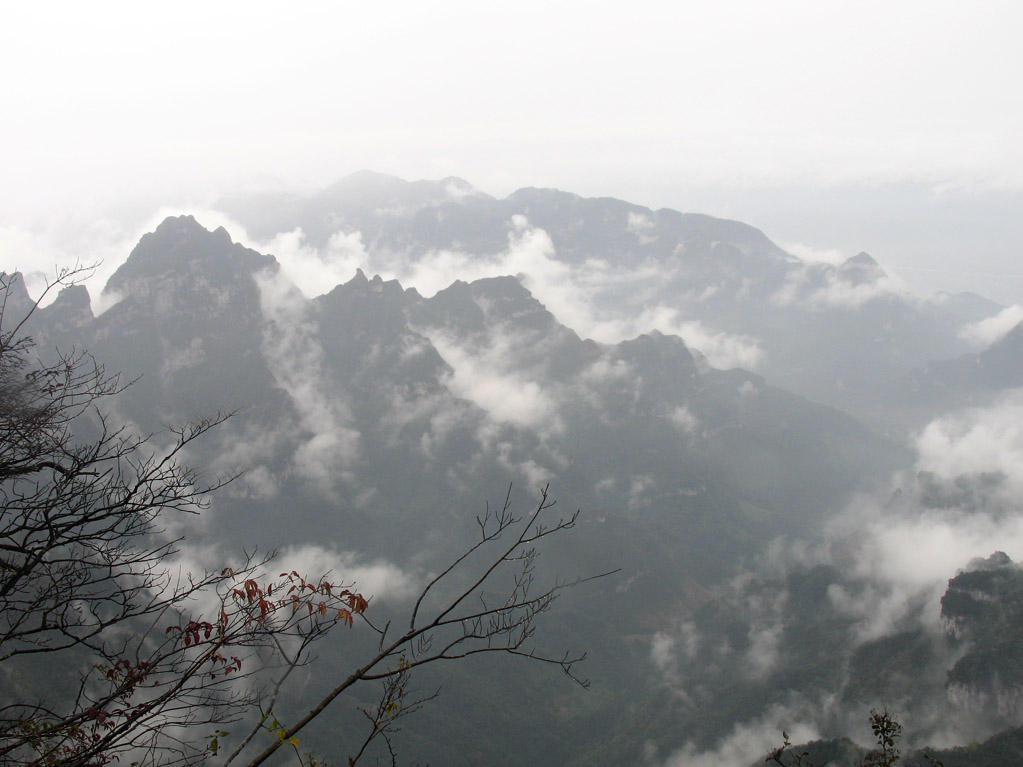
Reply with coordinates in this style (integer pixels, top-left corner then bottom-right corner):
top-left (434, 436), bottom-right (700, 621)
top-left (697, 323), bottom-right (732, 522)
top-left (273, 544), bottom-right (418, 604)
top-left (914, 389), bottom-right (1023, 502)
top-left (0, 216), bottom-right (167, 315)
top-left (827, 395), bottom-right (1023, 629)
top-left (959, 304), bottom-right (1023, 347)
top-left (225, 213), bottom-right (766, 371)
top-left (779, 241), bottom-right (849, 266)
top-left (428, 329), bottom-right (562, 433)
top-left (772, 260), bottom-right (905, 310)
top-left (256, 269), bottom-right (361, 493)
top-left (648, 391), bottom-right (1023, 765)
top-left (659, 703), bottom-right (821, 767)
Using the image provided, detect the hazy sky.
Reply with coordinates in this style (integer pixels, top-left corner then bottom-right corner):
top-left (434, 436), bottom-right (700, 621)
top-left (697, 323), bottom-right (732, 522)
top-left (2, 0), bottom-right (1021, 301)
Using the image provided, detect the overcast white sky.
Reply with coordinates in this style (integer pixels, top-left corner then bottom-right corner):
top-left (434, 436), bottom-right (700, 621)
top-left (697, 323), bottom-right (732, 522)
top-left (2, 0), bottom-right (1021, 301)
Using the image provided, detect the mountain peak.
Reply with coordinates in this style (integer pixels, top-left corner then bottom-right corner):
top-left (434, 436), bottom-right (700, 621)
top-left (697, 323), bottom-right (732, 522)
top-left (150, 214), bottom-right (230, 245)
top-left (39, 284), bottom-right (93, 331)
top-left (103, 216), bottom-right (277, 301)
top-left (468, 276), bottom-right (559, 326)
top-left (331, 268), bottom-right (409, 304)
top-left (0, 272), bottom-right (37, 330)
top-left (846, 252), bottom-right (879, 267)
top-left (839, 251), bottom-right (887, 283)
top-left (965, 551), bottom-right (1014, 572)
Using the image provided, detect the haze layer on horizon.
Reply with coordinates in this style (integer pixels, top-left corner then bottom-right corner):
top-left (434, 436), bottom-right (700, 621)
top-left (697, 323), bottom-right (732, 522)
top-left (2, 1), bottom-right (1021, 303)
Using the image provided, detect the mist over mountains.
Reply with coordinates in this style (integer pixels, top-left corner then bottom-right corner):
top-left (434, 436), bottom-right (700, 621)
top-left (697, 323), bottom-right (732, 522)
top-left (9, 172), bottom-right (1023, 765)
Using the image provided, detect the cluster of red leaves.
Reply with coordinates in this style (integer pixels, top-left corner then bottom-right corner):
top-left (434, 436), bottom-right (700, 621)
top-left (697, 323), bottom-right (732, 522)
top-left (227, 570), bottom-right (368, 628)
top-left (207, 651), bottom-right (243, 680)
top-left (165, 620), bottom-right (214, 647)
top-left (100, 658), bottom-right (155, 686)
top-left (53, 569), bottom-right (372, 763)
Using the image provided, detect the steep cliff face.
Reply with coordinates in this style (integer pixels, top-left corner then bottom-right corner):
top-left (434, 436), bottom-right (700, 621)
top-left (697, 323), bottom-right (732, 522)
top-left (941, 552), bottom-right (1023, 718)
top-left (946, 678), bottom-right (1023, 718)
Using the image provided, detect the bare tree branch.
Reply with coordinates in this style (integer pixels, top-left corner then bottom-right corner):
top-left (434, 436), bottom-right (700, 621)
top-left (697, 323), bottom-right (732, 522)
top-left (0, 271), bottom-right (606, 767)
top-left (238, 485), bottom-right (615, 767)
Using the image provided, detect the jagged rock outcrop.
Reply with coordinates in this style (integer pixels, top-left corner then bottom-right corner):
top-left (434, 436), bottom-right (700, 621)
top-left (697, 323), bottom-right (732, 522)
top-left (941, 552), bottom-right (1023, 718)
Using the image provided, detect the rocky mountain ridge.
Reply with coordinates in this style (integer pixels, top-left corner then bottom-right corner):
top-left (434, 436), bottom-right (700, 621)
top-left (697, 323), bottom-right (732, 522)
top-left (213, 172), bottom-right (1008, 431)
top-left (6, 176), bottom-right (1022, 766)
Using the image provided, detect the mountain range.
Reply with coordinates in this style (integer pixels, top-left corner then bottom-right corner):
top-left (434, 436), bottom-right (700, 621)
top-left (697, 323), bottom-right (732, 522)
top-left (7, 172), bottom-right (1023, 765)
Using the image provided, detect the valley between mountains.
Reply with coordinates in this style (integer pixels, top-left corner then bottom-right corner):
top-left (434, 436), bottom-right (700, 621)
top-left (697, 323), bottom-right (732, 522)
top-left (8, 172), bottom-right (1023, 766)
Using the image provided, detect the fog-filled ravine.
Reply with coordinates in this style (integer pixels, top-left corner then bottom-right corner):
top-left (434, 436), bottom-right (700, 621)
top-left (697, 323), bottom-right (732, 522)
top-left (7, 172), bottom-right (1023, 766)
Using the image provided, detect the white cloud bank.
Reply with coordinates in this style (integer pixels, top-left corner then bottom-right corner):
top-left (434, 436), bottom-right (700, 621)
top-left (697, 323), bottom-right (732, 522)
top-left (649, 390), bottom-right (1023, 765)
top-left (273, 545), bottom-right (417, 604)
top-left (823, 391), bottom-right (1023, 638)
top-left (384, 218), bottom-right (765, 369)
top-left (959, 304), bottom-right (1023, 347)
top-left (913, 390), bottom-right (1023, 505)
top-left (772, 260), bottom-right (905, 311)
top-left (659, 703), bottom-right (820, 767)
top-left (255, 269), bottom-right (361, 494)
top-left (779, 241), bottom-right (849, 266)
top-left (428, 329), bottom-right (562, 433)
